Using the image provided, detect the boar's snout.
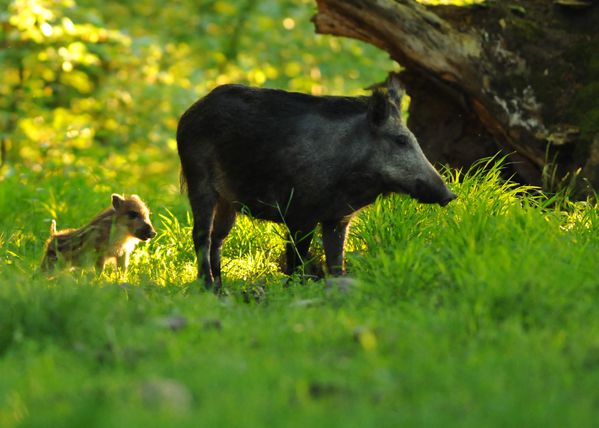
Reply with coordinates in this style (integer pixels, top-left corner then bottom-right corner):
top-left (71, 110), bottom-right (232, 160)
top-left (439, 191), bottom-right (458, 207)
top-left (413, 177), bottom-right (457, 207)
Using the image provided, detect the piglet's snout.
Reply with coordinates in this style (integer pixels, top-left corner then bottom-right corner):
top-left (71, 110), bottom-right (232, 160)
top-left (138, 224), bottom-right (156, 241)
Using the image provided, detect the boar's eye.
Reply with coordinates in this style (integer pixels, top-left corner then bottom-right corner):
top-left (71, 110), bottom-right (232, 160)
top-left (393, 135), bottom-right (408, 146)
top-left (127, 211), bottom-right (139, 219)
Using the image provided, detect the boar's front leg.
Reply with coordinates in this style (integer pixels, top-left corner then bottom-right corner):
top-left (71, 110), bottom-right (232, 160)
top-left (189, 189), bottom-right (217, 289)
top-left (322, 218), bottom-right (351, 275)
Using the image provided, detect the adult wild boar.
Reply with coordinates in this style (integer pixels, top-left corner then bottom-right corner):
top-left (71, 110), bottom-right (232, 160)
top-left (177, 76), bottom-right (456, 291)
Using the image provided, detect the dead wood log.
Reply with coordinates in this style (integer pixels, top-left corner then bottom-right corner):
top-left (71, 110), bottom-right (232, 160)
top-left (313, 0), bottom-right (599, 194)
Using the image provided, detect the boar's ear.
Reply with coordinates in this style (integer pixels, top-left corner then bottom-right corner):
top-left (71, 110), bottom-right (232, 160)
top-left (111, 193), bottom-right (125, 209)
top-left (386, 74), bottom-right (405, 114)
top-left (368, 89), bottom-right (390, 128)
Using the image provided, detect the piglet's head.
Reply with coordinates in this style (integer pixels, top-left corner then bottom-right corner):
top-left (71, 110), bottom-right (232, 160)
top-left (112, 193), bottom-right (157, 241)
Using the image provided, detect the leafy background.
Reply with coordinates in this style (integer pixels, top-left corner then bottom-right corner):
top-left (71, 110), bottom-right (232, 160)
top-left (2, 1), bottom-right (599, 427)
top-left (1, 0), bottom-right (397, 173)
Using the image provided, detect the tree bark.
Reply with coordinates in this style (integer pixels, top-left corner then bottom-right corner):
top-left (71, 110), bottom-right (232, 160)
top-left (313, 0), bottom-right (599, 195)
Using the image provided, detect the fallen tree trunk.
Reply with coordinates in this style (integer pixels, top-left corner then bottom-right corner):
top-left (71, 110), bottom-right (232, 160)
top-left (313, 0), bottom-right (599, 195)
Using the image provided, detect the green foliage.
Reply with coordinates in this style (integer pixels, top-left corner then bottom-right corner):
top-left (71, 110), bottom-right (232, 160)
top-left (1, 159), bottom-right (599, 427)
top-left (1, 0), bottom-right (395, 171)
top-left (2, 0), bottom-right (599, 426)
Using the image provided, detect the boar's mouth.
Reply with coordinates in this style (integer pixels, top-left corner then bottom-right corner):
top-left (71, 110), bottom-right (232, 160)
top-left (438, 192), bottom-right (458, 207)
top-left (408, 178), bottom-right (457, 207)
top-left (412, 190), bottom-right (457, 206)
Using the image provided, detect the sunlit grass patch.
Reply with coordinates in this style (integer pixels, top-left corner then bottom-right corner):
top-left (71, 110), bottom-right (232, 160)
top-left (1, 157), bottom-right (599, 427)
top-left (351, 158), bottom-right (599, 310)
top-left (221, 216), bottom-right (286, 281)
top-left (122, 209), bottom-right (288, 286)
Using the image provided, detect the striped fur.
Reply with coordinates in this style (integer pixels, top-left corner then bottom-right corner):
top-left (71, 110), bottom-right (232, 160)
top-left (41, 194), bottom-right (156, 272)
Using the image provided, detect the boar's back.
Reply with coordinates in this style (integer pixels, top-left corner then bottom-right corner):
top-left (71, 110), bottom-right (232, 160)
top-left (178, 85), bottom-right (378, 224)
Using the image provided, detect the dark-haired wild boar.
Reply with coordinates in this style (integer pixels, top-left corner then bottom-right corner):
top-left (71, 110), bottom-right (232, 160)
top-left (177, 76), bottom-right (456, 291)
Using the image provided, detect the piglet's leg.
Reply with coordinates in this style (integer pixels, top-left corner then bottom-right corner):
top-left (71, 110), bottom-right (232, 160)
top-left (116, 252), bottom-right (130, 271)
top-left (95, 257), bottom-right (106, 274)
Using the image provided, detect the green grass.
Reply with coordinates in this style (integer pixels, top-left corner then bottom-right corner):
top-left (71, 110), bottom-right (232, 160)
top-left (1, 156), bottom-right (598, 427)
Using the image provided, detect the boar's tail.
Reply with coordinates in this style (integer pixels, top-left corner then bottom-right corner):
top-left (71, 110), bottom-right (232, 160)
top-left (179, 169), bottom-right (188, 195)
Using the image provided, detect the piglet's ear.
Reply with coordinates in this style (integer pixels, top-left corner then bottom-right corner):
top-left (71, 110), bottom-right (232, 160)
top-left (368, 89), bottom-right (390, 128)
top-left (112, 193), bottom-right (125, 209)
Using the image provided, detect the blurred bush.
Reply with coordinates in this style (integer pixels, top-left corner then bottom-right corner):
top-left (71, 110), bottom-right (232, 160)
top-left (0, 0), bottom-right (396, 174)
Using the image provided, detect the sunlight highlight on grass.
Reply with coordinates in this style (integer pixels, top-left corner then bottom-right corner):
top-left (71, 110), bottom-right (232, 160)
top-left (1, 157), bottom-right (599, 427)
top-left (220, 216), bottom-right (286, 282)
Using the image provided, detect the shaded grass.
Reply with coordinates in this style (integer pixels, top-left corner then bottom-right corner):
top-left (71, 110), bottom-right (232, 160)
top-left (1, 158), bottom-right (599, 427)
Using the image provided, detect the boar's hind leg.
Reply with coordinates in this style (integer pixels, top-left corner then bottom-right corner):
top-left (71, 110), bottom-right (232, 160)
top-left (189, 189), bottom-right (217, 288)
top-left (284, 225), bottom-right (316, 276)
top-left (210, 198), bottom-right (236, 292)
top-left (322, 218), bottom-right (351, 276)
